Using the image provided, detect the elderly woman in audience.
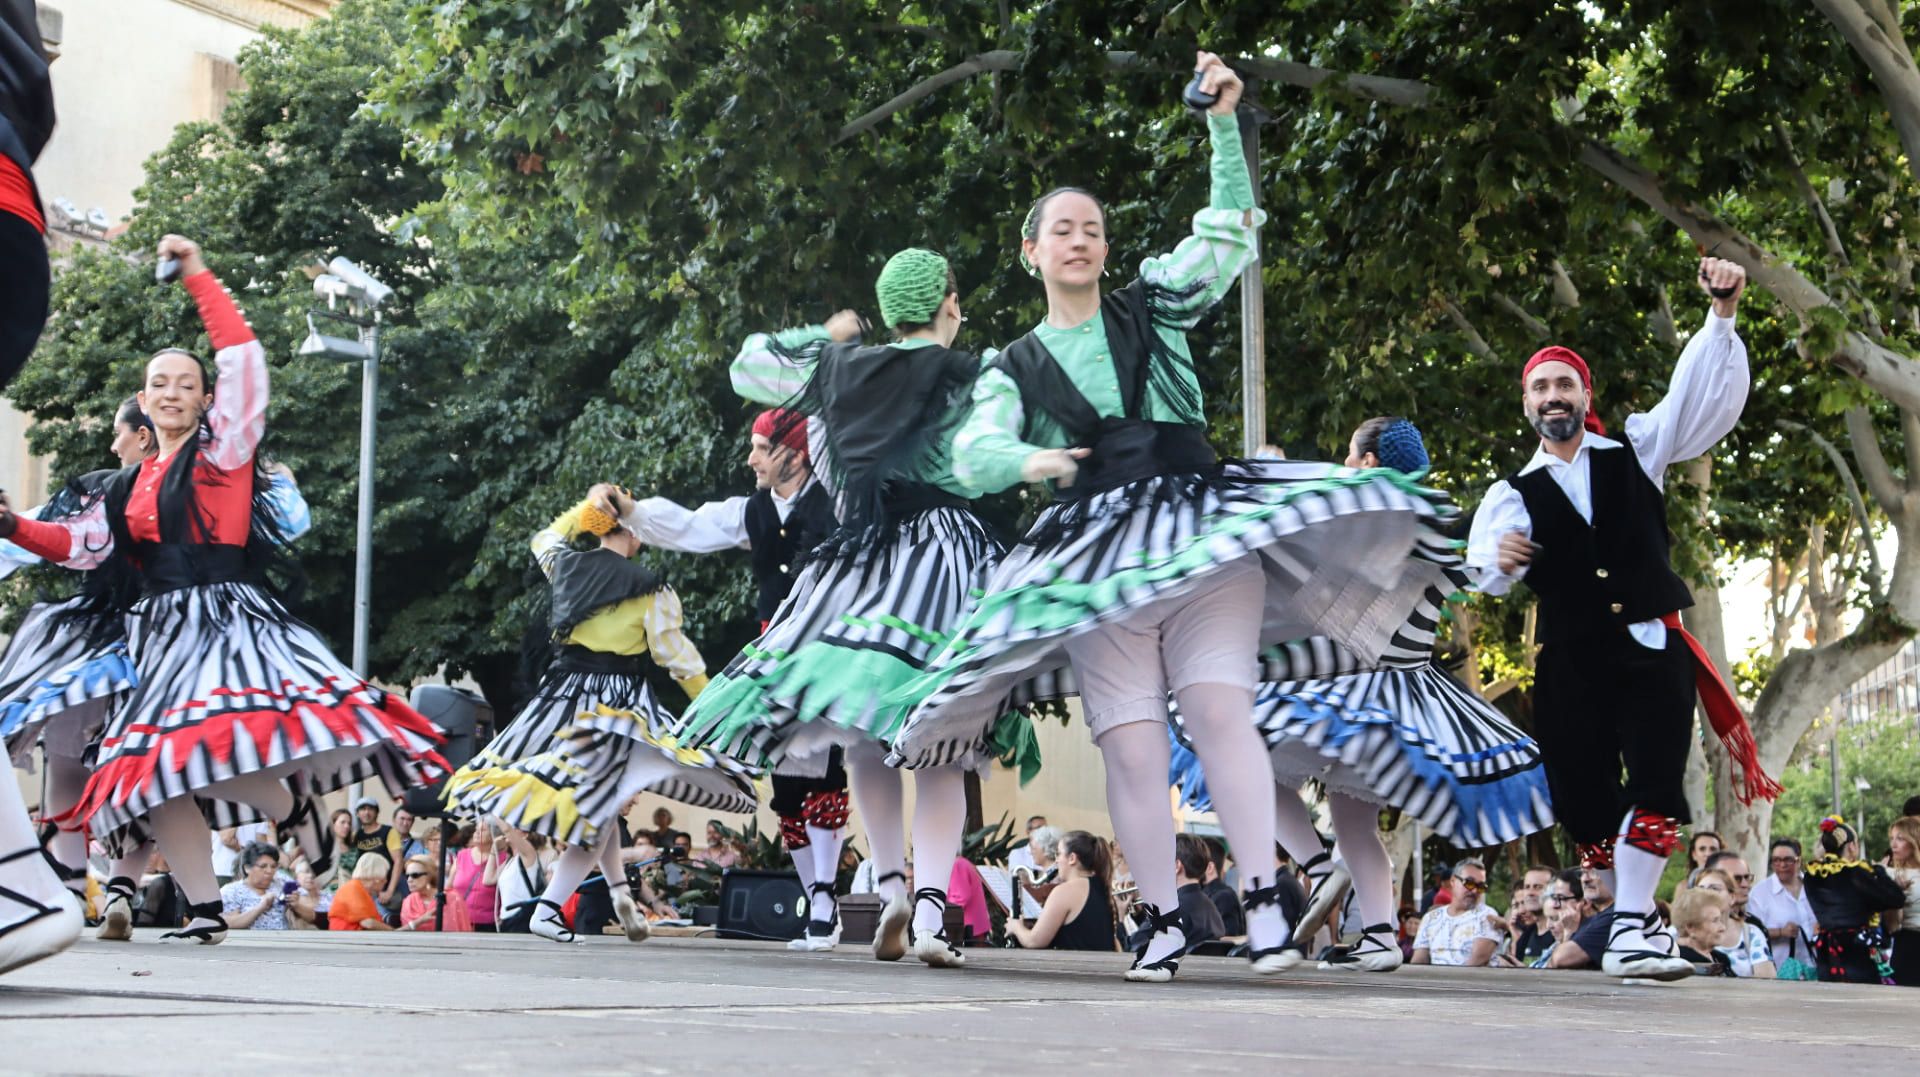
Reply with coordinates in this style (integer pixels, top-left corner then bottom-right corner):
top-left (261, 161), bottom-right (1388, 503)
top-left (1695, 855), bottom-right (1775, 978)
top-left (1697, 863), bottom-right (1766, 975)
top-left (220, 842), bottom-right (300, 931)
top-left (396, 854), bottom-right (473, 932)
top-left (1007, 832), bottom-right (1117, 952)
top-left (330, 853), bottom-right (391, 931)
top-left (1671, 886), bottom-right (1735, 975)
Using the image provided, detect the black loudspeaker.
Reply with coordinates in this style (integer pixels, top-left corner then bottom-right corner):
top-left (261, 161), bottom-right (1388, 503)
top-left (400, 685), bottom-right (492, 818)
top-left (717, 869), bottom-right (806, 941)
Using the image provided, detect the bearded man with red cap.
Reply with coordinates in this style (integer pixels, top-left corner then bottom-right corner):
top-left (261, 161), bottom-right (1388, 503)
top-left (614, 391), bottom-right (845, 950)
top-left (1467, 256), bottom-right (1778, 981)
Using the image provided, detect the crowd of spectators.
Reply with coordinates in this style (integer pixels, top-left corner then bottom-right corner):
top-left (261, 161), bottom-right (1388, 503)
top-left (74, 787), bottom-right (1920, 983)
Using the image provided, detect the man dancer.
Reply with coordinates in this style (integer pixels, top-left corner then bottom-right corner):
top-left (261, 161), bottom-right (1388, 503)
top-left (0, 0), bottom-right (82, 976)
top-left (1468, 256), bottom-right (1777, 981)
top-left (622, 407), bottom-right (849, 948)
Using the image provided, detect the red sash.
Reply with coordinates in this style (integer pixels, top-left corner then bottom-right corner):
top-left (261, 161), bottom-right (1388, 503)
top-left (1660, 612), bottom-right (1782, 804)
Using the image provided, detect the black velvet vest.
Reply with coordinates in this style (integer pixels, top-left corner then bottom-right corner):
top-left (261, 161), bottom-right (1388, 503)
top-left (744, 482), bottom-right (837, 621)
top-left (1510, 444), bottom-right (1693, 644)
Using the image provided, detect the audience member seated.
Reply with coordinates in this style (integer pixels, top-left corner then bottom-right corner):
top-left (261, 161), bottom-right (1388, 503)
top-left (700, 820), bottom-right (740, 868)
top-left (1410, 858), bottom-right (1503, 967)
top-left (329, 853), bottom-right (390, 931)
top-left (1696, 856), bottom-right (1776, 978)
top-left (1506, 865), bottom-right (1556, 965)
top-left (1174, 834), bottom-right (1226, 946)
top-left (1007, 831), bottom-right (1117, 952)
top-left (496, 830), bottom-right (550, 933)
top-left (447, 823), bottom-right (502, 933)
top-left (220, 842), bottom-right (297, 931)
top-left (1683, 829), bottom-right (1723, 888)
top-left (1008, 816), bottom-right (1052, 873)
top-left (1545, 867), bottom-right (1616, 969)
top-left (397, 854), bottom-right (473, 932)
top-left (1671, 886), bottom-right (1736, 975)
top-left (287, 860), bottom-right (330, 929)
top-left (1536, 871), bottom-right (1586, 968)
top-left (1396, 906), bottom-right (1422, 962)
top-left (1201, 837), bottom-right (1245, 937)
top-left (647, 806), bottom-right (682, 849)
top-left (328, 809), bottom-right (359, 880)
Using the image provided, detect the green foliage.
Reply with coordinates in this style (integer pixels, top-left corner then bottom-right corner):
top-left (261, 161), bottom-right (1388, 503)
top-left (1771, 719), bottom-right (1920, 861)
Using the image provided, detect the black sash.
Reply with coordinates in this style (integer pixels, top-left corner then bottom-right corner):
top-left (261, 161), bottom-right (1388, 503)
top-left (1065, 419), bottom-right (1218, 499)
top-left (135, 543), bottom-right (252, 595)
top-left (549, 644), bottom-right (649, 678)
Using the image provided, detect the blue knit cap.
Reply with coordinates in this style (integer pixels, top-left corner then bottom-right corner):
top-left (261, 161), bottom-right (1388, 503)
top-left (1376, 419), bottom-right (1429, 475)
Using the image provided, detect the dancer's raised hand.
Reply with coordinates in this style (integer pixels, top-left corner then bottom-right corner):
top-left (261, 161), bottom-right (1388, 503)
top-left (1697, 257), bottom-right (1746, 318)
top-left (156, 234), bottom-right (207, 279)
top-left (1194, 51), bottom-right (1244, 116)
top-left (825, 309), bottom-right (863, 342)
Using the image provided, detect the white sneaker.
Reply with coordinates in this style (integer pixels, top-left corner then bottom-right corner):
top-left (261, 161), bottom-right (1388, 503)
top-left (0, 894), bottom-right (83, 976)
top-left (611, 890), bottom-right (649, 943)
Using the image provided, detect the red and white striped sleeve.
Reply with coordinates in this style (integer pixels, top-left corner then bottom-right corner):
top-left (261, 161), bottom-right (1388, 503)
top-left (7, 500), bottom-right (113, 569)
top-left (184, 271), bottom-right (267, 471)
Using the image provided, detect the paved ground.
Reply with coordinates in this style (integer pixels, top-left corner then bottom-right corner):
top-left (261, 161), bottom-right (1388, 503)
top-left (0, 932), bottom-right (1911, 1074)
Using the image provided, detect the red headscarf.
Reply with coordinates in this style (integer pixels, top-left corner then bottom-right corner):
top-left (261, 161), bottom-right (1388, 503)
top-left (1521, 346), bottom-right (1607, 435)
top-left (752, 409), bottom-right (808, 455)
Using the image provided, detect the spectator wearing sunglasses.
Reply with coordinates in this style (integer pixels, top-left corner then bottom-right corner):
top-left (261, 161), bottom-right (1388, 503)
top-left (1537, 870), bottom-right (1588, 968)
top-left (1547, 867), bottom-right (1620, 969)
top-left (397, 855), bottom-right (472, 932)
top-left (1745, 837), bottom-right (1818, 969)
top-left (1410, 858), bottom-right (1503, 966)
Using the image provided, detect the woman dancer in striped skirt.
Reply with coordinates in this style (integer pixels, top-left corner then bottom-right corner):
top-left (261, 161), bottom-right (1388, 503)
top-left (0, 234), bottom-right (448, 945)
top-left (444, 487), bottom-right (756, 944)
top-left (650, 247), bottom-right (1018, 968)
top-left (1172, 418), bottom-right (1552, 973)
top-left (888, 53), bottom-right (1457, 983)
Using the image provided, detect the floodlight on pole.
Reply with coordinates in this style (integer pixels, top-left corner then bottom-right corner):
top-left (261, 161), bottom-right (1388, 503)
top-left (299, 258), bottom-right (390, 685)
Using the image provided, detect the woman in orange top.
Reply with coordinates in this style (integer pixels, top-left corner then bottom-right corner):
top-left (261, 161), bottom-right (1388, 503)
top-left (328, 853), bottom-right (389, 931)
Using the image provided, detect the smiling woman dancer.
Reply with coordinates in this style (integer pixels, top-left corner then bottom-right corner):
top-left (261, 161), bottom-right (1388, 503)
top-left (889, 52), bottom-right (1456, 984)
top-left (0, 235), bottom-right (448, 945)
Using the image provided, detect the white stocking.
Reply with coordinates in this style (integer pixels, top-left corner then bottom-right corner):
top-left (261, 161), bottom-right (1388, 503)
top-left (1272, 785), bottom-right (1328, 865)
top-left (804, 825), bottom-right (840, 923)
top-left (1175, 681), bottom-right (1286, 952)
top-left (1094, 720), bottom-right (1185, 964)
top-left (539, 829), bottom-right (612, 908)
top-left (1326, 792), bottom-right (1394, 928)
top-left (40, 753), bottom-right (92, 893)
top-left (909, 764), bottom-right (965, 935)
top-left (1612, 811), bottom-right (1665, 917)
top-left (147, 799), bottom-right (219, 912)
top-left (845, 740), bottom-right (907, 902)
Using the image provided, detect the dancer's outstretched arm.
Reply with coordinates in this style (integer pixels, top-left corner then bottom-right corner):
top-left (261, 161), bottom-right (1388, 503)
top-left (642, 585), bottom-right (709, 698)
top-left (729, 309), bottom-right (864, 406)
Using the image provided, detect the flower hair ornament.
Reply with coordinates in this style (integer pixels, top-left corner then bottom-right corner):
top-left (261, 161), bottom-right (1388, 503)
top-left (1819, 815), bottom-right (1846, 834)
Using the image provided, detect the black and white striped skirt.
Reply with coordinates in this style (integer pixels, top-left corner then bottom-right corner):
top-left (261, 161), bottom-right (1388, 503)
top-left (444, 666), bottom-right (757, 846)
top-left (55, 582), bottom-right (449, 839)
top-left (888, 464), bottom-right (1458, 770)
top-left (0, 597), bottom-right (135, 766)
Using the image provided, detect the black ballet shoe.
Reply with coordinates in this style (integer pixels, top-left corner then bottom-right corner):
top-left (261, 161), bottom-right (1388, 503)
top-left (872, 871), bottom-right (910, 962)
top-left (911, 888), bottom-right (965, 968)
top-left (1125, 902), bottom-right (1188, 983)
top-left (159, 900), bottom-right (228, 946)
top-left (1241, 883), bottom-right (1302, 975)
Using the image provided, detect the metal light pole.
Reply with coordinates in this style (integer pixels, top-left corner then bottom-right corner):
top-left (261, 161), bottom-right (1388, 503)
top-left (1237, 79), bottom-right (1267, 457)
top-left (299, 257), bottom-right (393, 682)
top-left (351, 313), bottom-right (379, 678)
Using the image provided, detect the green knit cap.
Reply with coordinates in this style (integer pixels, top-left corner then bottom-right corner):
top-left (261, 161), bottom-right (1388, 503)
top-left (875, 248), bottom-right (951, 329)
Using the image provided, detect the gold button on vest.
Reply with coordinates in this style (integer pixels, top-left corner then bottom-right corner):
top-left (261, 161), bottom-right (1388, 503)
top-left (1595, 568), bottom-right (1609, 579)
top-left (1609, 602), bottom-right (1623, 614)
